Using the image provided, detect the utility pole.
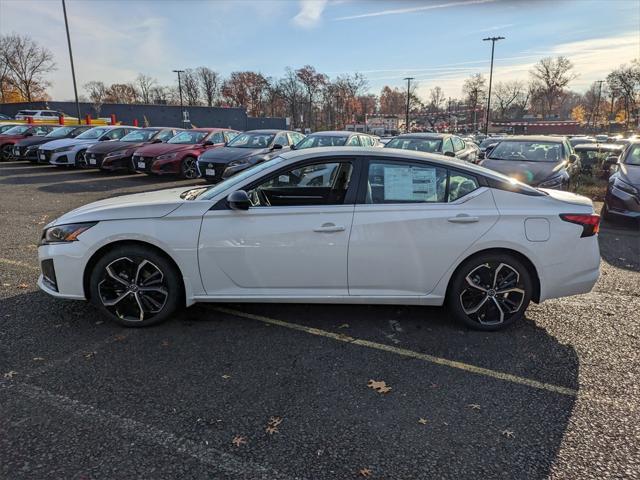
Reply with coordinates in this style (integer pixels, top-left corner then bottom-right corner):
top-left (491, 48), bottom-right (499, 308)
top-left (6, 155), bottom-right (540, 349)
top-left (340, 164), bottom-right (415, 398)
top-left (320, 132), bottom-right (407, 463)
top-left (483, 36), bottom-right (505, 136)
top-left (62, 0), bottom-right (81, 124)
top-left (594, 80), bottom-right (604, 133)
top-left (173, 70), bottom-right (186, 128)
top-left (403, 77), bottom-right (414, 133)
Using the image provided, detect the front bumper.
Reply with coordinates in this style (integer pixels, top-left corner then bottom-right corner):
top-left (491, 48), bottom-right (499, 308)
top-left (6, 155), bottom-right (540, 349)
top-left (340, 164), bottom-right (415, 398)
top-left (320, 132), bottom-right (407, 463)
top-left (605, 185), bottom-right (640, 219)
top-left (133, 155), bottom-right (180, 175)
top-left (197, 161), bottom-right (227, 182)
top-left (40, 149), bottom-right (73, 165)
top-left (37, 242), bottom-right (88, 300)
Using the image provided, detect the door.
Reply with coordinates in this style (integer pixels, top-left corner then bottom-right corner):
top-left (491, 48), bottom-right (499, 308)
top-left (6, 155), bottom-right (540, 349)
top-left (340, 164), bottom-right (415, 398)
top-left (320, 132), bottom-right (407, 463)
top-left (348, 159), bottom-right (499, 296)
top-left (198, 158), bottom-right (359, 296)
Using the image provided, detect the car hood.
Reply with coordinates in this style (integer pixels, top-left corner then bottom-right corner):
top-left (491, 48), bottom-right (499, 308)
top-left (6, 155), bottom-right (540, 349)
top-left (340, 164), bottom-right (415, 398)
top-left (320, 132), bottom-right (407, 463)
top-left (0, 134), bottom-right (31, 142)
top-left (40, 137), bottom-right (96, 150)
top-left (134, 143), bottom-right (198, 157)
top-left (618, 164), bottom-right (640, 187)
top-left (199, 146), bottom-right (268, 163)
top-left (87, 140), bottom-right (145, 155)
top-left (479, 159), bottom-right (565, 185)
top-left (51, 187), bottom-right (189, 225)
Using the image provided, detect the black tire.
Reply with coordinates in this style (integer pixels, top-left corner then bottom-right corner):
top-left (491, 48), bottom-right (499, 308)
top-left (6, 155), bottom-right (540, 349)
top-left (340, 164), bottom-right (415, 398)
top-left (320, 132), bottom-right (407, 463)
top-left (75, 150), bottom-right (87, 168)
top-left (447, 252), bottom-right (532, 331)
top-left (180, 156), bottom-right (198, 179)
top-left (89, 245), bottom-right (182, 327)
top-left (1, 144), bottom-right (13, 161)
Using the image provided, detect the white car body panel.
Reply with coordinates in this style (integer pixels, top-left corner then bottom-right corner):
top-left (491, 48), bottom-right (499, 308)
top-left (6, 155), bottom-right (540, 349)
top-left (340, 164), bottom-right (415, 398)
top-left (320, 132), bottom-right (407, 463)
top-left (37, 147), bottom-right (600, 311)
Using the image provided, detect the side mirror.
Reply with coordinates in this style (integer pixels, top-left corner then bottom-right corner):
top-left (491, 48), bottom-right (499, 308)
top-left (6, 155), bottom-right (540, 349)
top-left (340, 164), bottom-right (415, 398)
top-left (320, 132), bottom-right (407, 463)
top-left (99, 136), bottom-right (109, 141)
top-left (24, 132), bottom-right (33, 137)
top-left (443, 151), bottom-right (455, 158)
top-left (605, 155), bottom-right (619, 165)
top-left (151, 138), bottom-right (162, 144)
top-left (568, 154), bottom-right (578, 163)
top-left (202, 140), bottom-right (214, 146)
top-left (478, 152), bottom-right (485, 160)
top-left (271, 143), bottom-right (283, 150)
top-left (290, 144), bottom-right (297, 150)
top-left (227, 190), bottom-right (251, 210)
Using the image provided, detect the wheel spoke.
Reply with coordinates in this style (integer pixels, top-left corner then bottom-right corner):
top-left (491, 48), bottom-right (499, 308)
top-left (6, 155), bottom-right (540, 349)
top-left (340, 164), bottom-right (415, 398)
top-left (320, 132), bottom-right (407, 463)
top-left (496, 287), bottom-right (525, 295)
top-left (102, 290), bottom-right (132, 307)
top-left (132, 293), bottom-right (145, 321)
top-left (139, 292), bottom-right (163, 311)
top-left (461, 291), bottom-right (489, 314)
top-left (490, 297), bottom-right (505, 323)
top-left (465, 275), bottom-right (487, 292)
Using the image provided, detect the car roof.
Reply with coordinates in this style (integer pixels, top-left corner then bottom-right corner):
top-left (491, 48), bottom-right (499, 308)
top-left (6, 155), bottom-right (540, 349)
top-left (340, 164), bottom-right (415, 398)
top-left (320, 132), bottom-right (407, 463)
top-left (395, 133), bottom-right (449, 139)
top-left (244, 129), bottom-right (287, 134)
top-left (498, 135), bottom-right (565, 143)
top-left (190, 127), bottom-right (232, 132)
top-left (307, 131), bottom-right (354, 137)
top-left (573, 143), bottom-right (624, 150)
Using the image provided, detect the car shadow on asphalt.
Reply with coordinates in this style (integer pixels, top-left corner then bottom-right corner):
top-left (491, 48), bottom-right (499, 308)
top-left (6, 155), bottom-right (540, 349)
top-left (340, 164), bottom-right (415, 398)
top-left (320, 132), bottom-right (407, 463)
top-left (598, 221), bottom-right (640, 272)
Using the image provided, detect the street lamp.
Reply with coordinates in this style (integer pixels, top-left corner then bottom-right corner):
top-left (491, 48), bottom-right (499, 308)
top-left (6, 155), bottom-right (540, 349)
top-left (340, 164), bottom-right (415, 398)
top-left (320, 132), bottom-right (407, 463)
top-left (482, 36), bottom-right (505, 135)
top-left (403, 77), bottom-right (414, 133)
top-left (172, 69), bottom-right (186, 128)
top-left (62, 0), bottom-right (81, 124)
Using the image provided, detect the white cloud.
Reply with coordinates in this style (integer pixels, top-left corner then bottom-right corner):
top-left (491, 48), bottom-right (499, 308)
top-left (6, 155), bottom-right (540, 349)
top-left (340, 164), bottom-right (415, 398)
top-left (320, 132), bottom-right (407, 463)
top-left (334, 0), bottom-right (495, 21)
top-left (292, 0), bottom-right (328, 28)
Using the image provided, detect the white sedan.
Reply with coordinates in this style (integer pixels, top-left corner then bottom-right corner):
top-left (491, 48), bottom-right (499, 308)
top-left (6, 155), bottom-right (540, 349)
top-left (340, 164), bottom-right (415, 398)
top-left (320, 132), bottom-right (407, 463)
top-left (37, 147), bottom-right (601, 331)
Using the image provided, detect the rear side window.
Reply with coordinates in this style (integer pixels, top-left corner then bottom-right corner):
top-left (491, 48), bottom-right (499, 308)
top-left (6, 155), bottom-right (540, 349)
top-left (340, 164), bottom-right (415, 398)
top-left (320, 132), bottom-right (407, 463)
top-left (448, 171), bottom-right (479, 202)
top-left (452, 137), bottom-right (465, 151)
top-left (367, 161), bottom-right (447, 204)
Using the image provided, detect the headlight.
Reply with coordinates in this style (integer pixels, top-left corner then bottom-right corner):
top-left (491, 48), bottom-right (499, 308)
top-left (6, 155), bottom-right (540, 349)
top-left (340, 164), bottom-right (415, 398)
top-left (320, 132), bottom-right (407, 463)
top-left (156, 153), bottom-right (177, 161)
top-left (612, 177), bottom-right (639, 196)
top-left (40, 222), bottom-right (97, 245)
top-left (228, 159), bottom-right (250, 168)
top-left (537, 173), bottom-right (566, 188)
top-left (53, 146), bottom-right (73, 153)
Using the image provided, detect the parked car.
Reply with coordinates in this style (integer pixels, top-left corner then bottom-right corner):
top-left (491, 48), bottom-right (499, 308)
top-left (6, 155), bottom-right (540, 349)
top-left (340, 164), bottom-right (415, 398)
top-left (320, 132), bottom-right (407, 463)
top-left (13, 125), bottom-right (93, 162)
top-left (478, 136), bottom-right (506, 156)
top-left (573, 143), bottom-right (625, 177)
top-left (85, 127), bottom-right (181, 172)
top-left (37, 125), bottom-right (135, 167)
top-left (133, 128), bottom-right (237, 179)
top-left (14, 109), bottom-right (66, 120)
top-left (37, 147), bottom-right (600, 331)
top-left (0, 123), bottom-right (20, 134)
top-left (197, 129), bottom-right (304, 182)
top-left (0, 113), bottom-right (12, 120)
top-left (385, 133), bottom-right (478, 162)
top-left (603, 140), bottom-right (640, 224)
top-left (569, 136), bottom-right (596, 147)
top-left (0, 124), bottom-right (57, 160)
top-left (293, 131), bottom-right (379, 149)
top-left (477, 136), bottom-right (580, 189)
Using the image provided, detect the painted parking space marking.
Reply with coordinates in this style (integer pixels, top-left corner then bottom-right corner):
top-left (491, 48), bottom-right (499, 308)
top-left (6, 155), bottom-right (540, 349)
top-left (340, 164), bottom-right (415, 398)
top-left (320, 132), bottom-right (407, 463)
top-left (215, 307), bottom-right (578, 397)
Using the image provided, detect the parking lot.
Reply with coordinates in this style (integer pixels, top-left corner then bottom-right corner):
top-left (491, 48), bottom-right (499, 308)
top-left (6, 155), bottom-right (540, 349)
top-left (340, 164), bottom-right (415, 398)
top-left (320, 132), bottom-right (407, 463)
top-left (0, 161), bottom-right (639, 479)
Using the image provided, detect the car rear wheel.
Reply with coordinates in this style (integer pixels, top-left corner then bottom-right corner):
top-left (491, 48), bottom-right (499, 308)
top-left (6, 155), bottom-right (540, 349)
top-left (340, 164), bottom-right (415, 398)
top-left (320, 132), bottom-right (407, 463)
top-left (447, 253), bottom-right (532, 331)
top-left (76, 150), bottom-right (87, 168)
top-left (89, 245), bottom-right (182, 327)
top-left (180, 156), bottom-right (198, 179)
top-left (1, 144), bottom-right (13, 161)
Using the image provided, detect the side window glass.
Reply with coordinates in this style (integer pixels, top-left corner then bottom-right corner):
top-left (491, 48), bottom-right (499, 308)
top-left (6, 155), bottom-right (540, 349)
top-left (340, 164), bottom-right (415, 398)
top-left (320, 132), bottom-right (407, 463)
top-left (247, 162), bottom-right (353, 207)
top-left (211, 132), bottom-right (224, 144)
top-left (367, 161), bottom-right (447, 204)
top-left (225, 131), bottom-right (239, 142)
top-left (443, 138), bottom-right (454, 153)
top-left (346, 135), bottom-right (360, 146)
top-left (448, 171), bottom-right (479, 202)
top-left (274, 132), bottom-right (289, 146)
top-left (157, 130), bottom-right (175, 142)
top-left (452, 137), bottom-right (464, 151)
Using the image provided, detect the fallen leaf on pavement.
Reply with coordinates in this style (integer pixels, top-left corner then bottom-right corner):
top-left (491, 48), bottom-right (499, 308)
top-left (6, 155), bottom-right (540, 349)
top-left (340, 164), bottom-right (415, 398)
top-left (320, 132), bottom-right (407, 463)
top-left (232, 435), bottom-right (247, 447)
top-left (418, 418), bottom-right (428, 425)
top-left (266, 425), bottom-right (279, 435)
top-left (114, 335), bottom-right (126, 341)
top-left (32, 357), bottom-right (45, 361)
top-left (161, 340), bottom-right (169, 347)
top-left (501, 429), bottom-right (515, 438)
top-left (84, 351), bottom-right (96, 359)
top-left (359, 468), bottom-right (373, 477)
top-left (467, 404), bottom-right (481, 411)
top-left (3, 371), bottom-right (17, 379)
top-left (268, 416), bottom-right (283, 428)
top-left (17, 283), bottom-right (29, 289)
top-left (222, 374), bottom-right (231, 379)
top-left (368, 379), bottom-right (392, 394)
top-left (338, 323), bottom-right (350, 329)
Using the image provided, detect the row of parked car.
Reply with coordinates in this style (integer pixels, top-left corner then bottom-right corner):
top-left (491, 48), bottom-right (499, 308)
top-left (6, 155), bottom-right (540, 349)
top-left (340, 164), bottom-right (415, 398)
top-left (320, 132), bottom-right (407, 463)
top-left (2, 122), bottom-right (638, 223)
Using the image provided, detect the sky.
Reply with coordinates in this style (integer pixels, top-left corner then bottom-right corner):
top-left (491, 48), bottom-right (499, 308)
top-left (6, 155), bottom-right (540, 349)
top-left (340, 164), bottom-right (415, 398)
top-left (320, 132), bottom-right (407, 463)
top-left (0, 0), bottom-right (638, 102)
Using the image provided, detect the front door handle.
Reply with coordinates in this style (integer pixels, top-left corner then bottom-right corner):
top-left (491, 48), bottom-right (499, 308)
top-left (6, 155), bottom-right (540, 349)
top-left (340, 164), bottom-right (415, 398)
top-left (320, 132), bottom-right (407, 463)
top-left (447, 214), bottom-right (479, 224)
top-left (313, 223), bottom-right (346, 233)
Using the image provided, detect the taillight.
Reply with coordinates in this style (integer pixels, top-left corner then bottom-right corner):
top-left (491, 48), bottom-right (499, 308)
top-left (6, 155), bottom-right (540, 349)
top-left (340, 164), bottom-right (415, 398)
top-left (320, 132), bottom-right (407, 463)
top-left (560, 213), bottom-right (600, 237)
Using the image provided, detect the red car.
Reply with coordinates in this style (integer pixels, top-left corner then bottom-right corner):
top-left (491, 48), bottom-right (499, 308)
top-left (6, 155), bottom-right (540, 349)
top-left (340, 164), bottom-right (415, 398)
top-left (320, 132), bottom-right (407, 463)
top-left (132, 128), bottom-right (238, 179)
top-left (0, 124), bottom-right (57, 161)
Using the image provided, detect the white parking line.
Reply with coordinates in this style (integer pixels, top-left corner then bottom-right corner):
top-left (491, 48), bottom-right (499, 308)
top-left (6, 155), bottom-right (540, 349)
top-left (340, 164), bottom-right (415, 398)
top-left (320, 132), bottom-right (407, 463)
top-left (215, 307), bottom-right (578, 397)
top-left (1, 380), bottom-right (293, 480)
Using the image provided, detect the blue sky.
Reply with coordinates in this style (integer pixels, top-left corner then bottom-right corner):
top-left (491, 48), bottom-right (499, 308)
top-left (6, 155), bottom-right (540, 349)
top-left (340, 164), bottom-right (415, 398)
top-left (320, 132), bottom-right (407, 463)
top-left (1, 0), bottom-right (638, 101)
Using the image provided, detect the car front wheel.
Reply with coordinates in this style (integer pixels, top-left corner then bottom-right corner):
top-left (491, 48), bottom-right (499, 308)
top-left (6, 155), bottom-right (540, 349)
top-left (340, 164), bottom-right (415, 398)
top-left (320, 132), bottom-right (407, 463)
top-left (89, 245), bottom-right (182, 327)
top-left (1, 144), bottom-right (13, 161)
top-left (180, 156), bottom-right (198, 179)
top-left (447, 253), bottom-right (532, 331)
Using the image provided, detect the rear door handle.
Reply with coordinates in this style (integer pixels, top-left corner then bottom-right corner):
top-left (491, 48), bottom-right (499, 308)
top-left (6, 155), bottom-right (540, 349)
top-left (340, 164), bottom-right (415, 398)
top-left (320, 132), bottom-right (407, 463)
top-left (313, 223), bottom-right (346, 233)
top-left (447, 214), bottom-right (479, 224)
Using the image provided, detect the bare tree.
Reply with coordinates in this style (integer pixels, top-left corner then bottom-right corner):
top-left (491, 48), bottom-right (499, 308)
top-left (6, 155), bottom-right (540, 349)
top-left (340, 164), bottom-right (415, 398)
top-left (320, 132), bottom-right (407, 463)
top-left (379, 86), bottom-right (405, 115)
top-left (279, 68), bottom-right (304, 128)
top-left (492, 80), bottom-right (525, 119)
top-left (606, 60), bottom-right (640, 128)
top-left (83, 80), bottom-right (108, 115)
top-left (196, 67), bottom-right (220, 107)
top-left (104, 83), bottom-right (139, 104)
top-left (296, 65), bottom-right (327, 130)
top-left (136, 74), bottom-right (157, 104)
top-left (1, 34), bottom-right (55, 101)
top-left (182, 69), bottom-right (201, 106)
top-left (428, 86), bottom-right (446, 112)
top-left (530, 56), bottom-right (577, 117)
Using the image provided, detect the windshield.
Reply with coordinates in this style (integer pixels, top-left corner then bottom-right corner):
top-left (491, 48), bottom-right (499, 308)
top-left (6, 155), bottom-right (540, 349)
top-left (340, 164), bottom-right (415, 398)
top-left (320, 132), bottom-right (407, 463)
top-left (488, 141), bottom-right (564, 162)
top-left (625, 145), bottom-right (640, 166)
top-left (76, 127), bottom-right (109, 139)
top-left (46, 126), bottom-right (75, 138)
top-left (296, 135), bottom-right (347, 149)
top-left (198, 156), bottom-right (286, 200)
top-left (227, 132), bottom-right (275, 148)
top-left (386, 137), bottom-right (442, 153)
top-left (3, 125), bottom-right (30, 135)
top-left (480, 138), bottom-right (503, 148)
top-left (168, 131), bottom-right (207, 144)
top-left (121, 129), bottom-right (157, 142)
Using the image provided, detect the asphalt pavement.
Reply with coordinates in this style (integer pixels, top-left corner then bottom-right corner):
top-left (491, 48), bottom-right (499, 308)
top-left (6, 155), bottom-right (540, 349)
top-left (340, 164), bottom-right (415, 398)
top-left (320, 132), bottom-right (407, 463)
top-left (0, 161), bottom-right (639, 479)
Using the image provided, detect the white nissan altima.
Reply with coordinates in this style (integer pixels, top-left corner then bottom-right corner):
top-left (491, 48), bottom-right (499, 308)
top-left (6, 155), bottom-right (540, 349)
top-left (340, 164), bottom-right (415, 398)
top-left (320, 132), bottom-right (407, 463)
top-left (37, 147), bottom-right (601, 331)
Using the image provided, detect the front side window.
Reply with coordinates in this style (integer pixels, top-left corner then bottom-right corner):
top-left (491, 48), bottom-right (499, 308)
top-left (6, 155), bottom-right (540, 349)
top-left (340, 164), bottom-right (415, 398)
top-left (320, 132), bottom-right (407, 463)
top-left (168, 131), bottom-right (208, 144)
top-left (452, 137), bottom-right (465, 151)
top-left (386, 138), bottom-right (442, 153)
top-left (448, 171), bottom-right (479, 202)
top-left (46, 126), bottom-right (75, 137)
top-left (104, 129), bottom-right (126, 140)
top-left (156, 129), bottom-right (177, 142)
top-left (121, 129), bottom-right (158, 142)
top-left (273, 132), bottom-right (289, 147)
top-left (346, 135), bottom-right (360, 146)
top-left (227, 132), bottom-right (275, 148)
top-left (246, 161), bottom-right (353, 207)
top-left (34, 126), bottom-right (52, 135)
top-left (225, 131), bottom-right (240, 142)
top-left (210, 132), bottom-right (225, 144)
top-left (289, 132), bottom-right (305, 145)
top-left (296, 135), bottom-right (348, 149)
top-left (367, 161), bottom-right (447, 204)
top-left (77, 127), bottom-right (109, 140)
top-left (442, 138), bottom-right (454, 153)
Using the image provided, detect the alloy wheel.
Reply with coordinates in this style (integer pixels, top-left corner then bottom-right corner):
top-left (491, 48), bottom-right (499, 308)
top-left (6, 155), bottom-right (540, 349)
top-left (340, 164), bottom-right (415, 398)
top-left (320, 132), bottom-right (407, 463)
top-left (459, 262), bottom-right (525, 326)
top-left (98, 257), bottom-right (169, 322)
top-left (1, 145), bottom-right (14, 161)
top-left (182, 157), bottom-right (198, 179)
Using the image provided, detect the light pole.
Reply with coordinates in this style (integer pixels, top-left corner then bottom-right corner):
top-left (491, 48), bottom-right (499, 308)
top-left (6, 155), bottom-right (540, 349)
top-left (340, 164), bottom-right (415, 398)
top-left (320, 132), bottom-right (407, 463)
top-left (594, 80), bottom-right (604, 132)
top-left (404, 77), bottom-right (414, 133)
top-left (62, 0), bottom-right (81, 124)
top-left (173, 69), bottom-right (186, 128)
top-left (483, 36), bottom-right (505, 136)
